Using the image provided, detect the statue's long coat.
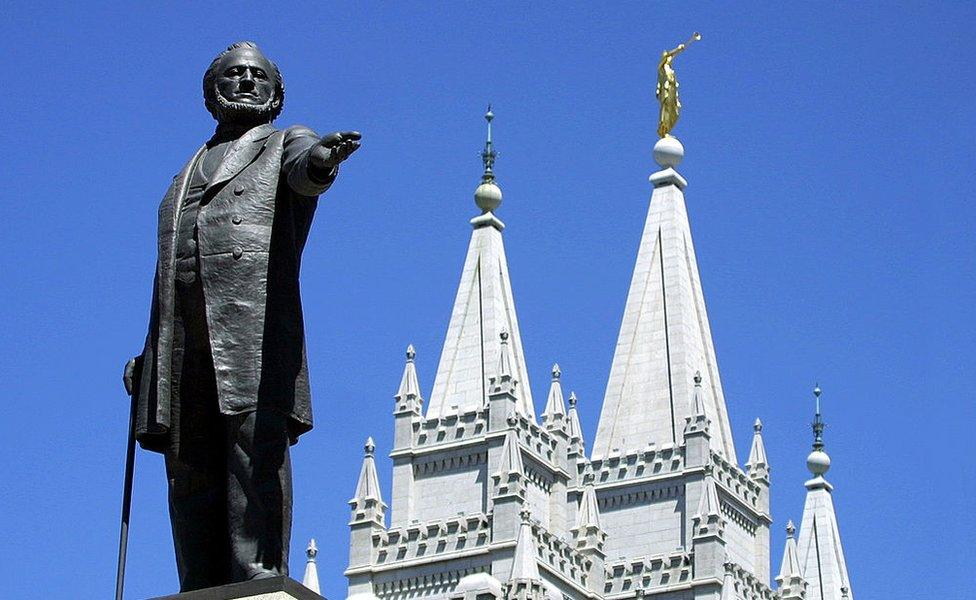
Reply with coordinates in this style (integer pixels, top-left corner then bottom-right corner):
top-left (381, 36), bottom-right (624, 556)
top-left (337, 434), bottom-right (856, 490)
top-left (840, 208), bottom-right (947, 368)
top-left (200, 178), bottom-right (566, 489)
top-left (135, 123), bottom-right (334, 452)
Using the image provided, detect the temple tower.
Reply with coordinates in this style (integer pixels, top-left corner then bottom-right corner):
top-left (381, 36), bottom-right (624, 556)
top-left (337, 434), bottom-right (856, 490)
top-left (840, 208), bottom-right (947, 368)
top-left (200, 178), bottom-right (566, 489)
top-left (343, 113), bottom-right (855, 600)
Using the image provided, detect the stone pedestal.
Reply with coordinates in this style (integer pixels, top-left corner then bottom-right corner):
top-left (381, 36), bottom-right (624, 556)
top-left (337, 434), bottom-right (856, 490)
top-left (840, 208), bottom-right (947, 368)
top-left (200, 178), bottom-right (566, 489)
top-left (149, 576), bottom-right (325, 600)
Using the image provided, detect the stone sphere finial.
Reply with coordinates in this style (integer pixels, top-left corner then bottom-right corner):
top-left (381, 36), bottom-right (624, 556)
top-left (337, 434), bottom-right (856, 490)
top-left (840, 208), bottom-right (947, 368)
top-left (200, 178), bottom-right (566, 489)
top-left (753, 418), bottom-right (763, 432)
top-left (406, 344), bottom-right (416, 360)
top-left (806, 449), bottom-right (831, 476)
top-left (364, 437), bottom-right (376, 457)
top-left (568, 391), bottom-right (578, 408)
top-left (551, 363), bottom-right (561, 380)
top-left (653, 136), bottom-right (684, 168)
top-left (475, 181), bottom-right (503, 213)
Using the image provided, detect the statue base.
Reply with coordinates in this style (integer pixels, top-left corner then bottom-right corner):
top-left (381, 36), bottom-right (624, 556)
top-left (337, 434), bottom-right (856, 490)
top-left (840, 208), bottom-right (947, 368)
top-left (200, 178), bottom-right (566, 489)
top-left (149, 576), bottom-right (325, 600)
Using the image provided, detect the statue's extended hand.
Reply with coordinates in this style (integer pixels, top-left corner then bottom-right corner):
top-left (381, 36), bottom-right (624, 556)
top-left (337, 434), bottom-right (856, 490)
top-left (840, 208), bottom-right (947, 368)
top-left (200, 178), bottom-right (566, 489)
top-left (310, 131), bottom-right (362, 170)
top-left (123, 357), bottom-right (138, 396)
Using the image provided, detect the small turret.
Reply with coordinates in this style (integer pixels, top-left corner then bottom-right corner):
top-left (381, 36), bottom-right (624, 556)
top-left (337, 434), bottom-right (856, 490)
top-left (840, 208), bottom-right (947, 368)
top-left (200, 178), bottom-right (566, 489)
top-left (347, 437), bottom-right (387, 573)
top-left (776, 521), bottom-right (806, 599)
top-left (394, 344), bottom-right (423, 411)
top-left (683, 371), bottom-right (712, 467)
top-left (567, 391), bottom-right (585, 456)
top-left (541, 363), bottom-right (567, 428)
top-left (746, 418), bottom-right (770, 481)
top-left (506, 509), bottom-right (546, 600)
top-left (691, 471), bottom-right (727, 583)
top-left (571, 469), bottom-right (607, 591)
top-left (303, 538), bottom-right (321, 594)
top-left (489, 331), bottom-right (522, 430)
top-left (393, 345), bottom-right (423, 453)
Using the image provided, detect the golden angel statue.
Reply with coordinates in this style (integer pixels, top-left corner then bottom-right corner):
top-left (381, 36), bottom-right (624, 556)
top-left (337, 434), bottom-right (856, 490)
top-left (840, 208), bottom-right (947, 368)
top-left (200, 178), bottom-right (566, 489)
top-left (656, 32), bottom-right (701, 138)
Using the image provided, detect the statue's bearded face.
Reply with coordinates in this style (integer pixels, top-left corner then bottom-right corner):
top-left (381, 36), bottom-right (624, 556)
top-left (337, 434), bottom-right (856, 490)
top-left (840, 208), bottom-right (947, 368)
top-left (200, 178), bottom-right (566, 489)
top-left (208, 48), bottom-right (281, 125)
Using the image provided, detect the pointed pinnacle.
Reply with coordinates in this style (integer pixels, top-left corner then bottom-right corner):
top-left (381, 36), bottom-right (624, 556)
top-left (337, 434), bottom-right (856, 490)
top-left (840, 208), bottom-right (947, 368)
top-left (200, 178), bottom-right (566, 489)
top-left (786, 520), bottom-right (795, 537)
top-left (754, 418), bottom-right (763, 432)
top-left (569, 391), bottom-right (578, 408)
top-left (551, 363), bottom-right (561, 380)
top-left (307, 538), bottom-right (318, 558)
top-left (406, 344), bottom-right (416, 361)
top-left (364, 437), bottom-right (376, 456)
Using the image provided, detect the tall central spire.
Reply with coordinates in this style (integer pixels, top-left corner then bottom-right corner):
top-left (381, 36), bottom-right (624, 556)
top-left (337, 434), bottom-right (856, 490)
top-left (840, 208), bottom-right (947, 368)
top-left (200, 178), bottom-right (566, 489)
top-left (426, 107), bottom-right (535, 420)
top-left (593, 137), bottom-right (737, 461)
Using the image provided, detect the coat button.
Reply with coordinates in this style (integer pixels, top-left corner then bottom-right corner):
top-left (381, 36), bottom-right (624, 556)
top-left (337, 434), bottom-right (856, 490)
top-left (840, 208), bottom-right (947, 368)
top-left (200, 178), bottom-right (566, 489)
top-left (234, 184), bottom-right (245, 196)
top-left (232, 215), bottom-right (242, 225)
top-left (233, 246), bottom-right (243, 259)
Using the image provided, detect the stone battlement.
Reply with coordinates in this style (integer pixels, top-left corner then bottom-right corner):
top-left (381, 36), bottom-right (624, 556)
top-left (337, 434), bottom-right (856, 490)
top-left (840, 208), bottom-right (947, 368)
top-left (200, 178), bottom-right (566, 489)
top-left (372, 513), bottom-right (493, 567)
top-left (602, 551), bottom-right (693, 596)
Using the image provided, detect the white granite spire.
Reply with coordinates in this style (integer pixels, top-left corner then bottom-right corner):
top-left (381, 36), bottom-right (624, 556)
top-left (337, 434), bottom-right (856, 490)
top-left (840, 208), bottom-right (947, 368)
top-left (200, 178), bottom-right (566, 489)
top-left (575, 479), bottom-right (602, 529)
top-left (303, 538), bottom-right (321, 594)
top-left (349, 437), bottom-right (386, 525)
top-left (567, 391), bottom-right (585, 454)
top-left (511, 509), bottom-right (541, 581)
top-left (497, 419), bottom-right (526, 476)
top-left (776, 521), bottom-right (806, 599)
top-left (696, 475), bottom-right (722, 519)
top-left (796, 387), bottom-right (853, 600)
top-left (395, 344), bottom-right (422, 403)
top-left (541, 363), bottom-right (567, 426)
top-left (594, 137), bottom-right (736, 461)
top-left (746, 418), bottom-right (769, 479)
top-left (427, 108), bottom-right (534, 420)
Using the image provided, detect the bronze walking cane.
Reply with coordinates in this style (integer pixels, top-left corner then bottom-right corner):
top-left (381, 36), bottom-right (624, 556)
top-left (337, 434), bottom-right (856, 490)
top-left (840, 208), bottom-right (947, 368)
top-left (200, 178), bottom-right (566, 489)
top-left (116, 356), bottom-right (142, 600)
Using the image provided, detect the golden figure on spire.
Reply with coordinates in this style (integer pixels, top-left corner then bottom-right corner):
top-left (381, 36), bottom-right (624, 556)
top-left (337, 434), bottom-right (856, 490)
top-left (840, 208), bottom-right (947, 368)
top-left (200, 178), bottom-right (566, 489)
top-left (656, 32), bottom-right (701, 138)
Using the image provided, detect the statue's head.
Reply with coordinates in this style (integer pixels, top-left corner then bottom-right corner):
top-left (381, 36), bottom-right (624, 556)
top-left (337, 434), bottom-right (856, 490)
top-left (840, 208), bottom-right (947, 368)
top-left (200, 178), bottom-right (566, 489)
top-left (203, 41), bottom-right (284, 125)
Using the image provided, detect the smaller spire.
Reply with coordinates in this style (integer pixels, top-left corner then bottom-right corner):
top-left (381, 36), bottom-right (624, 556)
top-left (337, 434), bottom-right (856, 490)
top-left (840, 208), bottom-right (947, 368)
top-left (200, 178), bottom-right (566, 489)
top-left (776, 521), bottom-right (806, 599)
top-left (696, 475), bottom-right (721, 518)
top-left (575, 477), bottom-right (602, 529)
top-left (720, 560), bottom-right (736, 600)
top-left (692, 472), bottom-right (726, 541)
top-left (510, 507), bottom-right (541, 581)
top-left (683, 370), bottom-right (711, 437)
top-left (350, 436), bottom-right (386, 523)
top-left (395, 344), bottom-right (423, 406)
top-left (302, 538), bottom-right (320, 594)
top-left (490, 330), bottom-right (518, 395)
top-left (541, 363), bottom-right (567, 425)
top-left (778, 521), bottom-right (801, 579)
top-left (567, 391), bottom-right (585, 453)
top-left (746, 417), bottom-right (769, 479)
top-left (497, 416), bottom-right (525, 476)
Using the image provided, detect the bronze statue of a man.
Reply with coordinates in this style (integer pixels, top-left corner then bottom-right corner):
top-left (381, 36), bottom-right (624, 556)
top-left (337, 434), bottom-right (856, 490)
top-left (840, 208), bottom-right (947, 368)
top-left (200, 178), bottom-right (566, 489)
top-left (124, 41), bottom-right (360, 591)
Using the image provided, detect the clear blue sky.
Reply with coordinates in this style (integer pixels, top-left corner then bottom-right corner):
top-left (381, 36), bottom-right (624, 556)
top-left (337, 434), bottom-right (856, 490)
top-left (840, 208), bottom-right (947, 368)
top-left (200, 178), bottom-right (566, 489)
top-left (0, 2), bottom-right (972, 598)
